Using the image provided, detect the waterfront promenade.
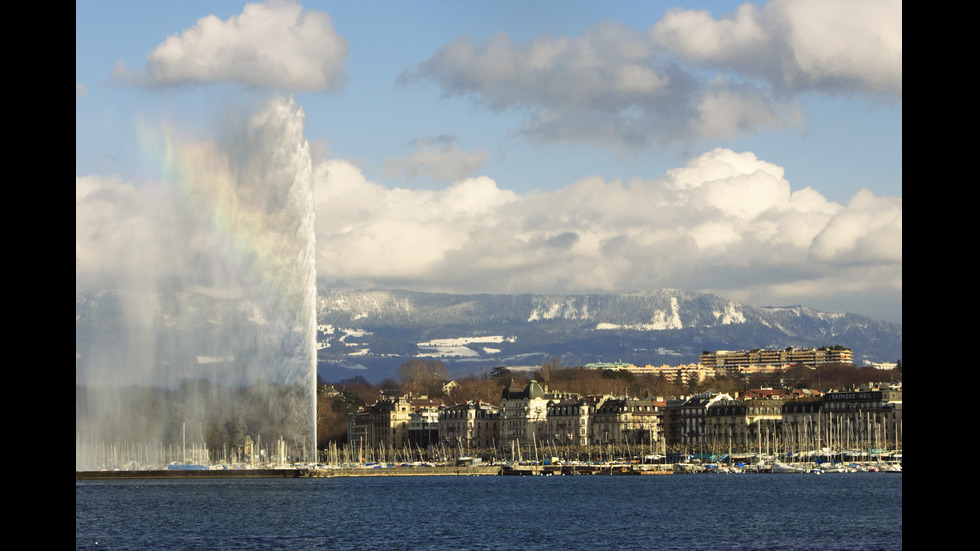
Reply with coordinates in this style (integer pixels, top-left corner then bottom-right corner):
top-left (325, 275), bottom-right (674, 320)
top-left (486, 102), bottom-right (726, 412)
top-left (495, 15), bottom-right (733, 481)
top-left (74, 464), bottom-right (667, 479)
top-left (75, 459), bottom-right (898, 479)
top-left (76, 465), bottom-right (501, 479)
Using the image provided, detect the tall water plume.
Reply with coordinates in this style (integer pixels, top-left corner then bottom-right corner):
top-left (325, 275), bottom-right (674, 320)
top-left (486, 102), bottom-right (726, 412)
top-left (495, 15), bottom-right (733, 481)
top-left (76, 97), bottom-right (317, 469)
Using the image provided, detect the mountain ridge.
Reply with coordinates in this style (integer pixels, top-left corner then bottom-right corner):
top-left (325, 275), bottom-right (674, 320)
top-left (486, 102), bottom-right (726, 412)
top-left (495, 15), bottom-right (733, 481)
top-left (75, 288), bottom-right (902, 384)
top-left (315, 289), bottom-right (901, 380)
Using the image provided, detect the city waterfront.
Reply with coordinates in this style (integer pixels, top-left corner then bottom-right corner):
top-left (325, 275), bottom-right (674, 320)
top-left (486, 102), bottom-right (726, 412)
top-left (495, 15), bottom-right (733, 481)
top-left (76, 472), bottom-right (901, 550)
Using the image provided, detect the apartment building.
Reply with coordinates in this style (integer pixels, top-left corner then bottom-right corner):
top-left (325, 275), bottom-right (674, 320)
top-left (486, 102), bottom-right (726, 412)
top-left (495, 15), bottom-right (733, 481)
top-left (699, 346), bottom-right (854, 373)
top-left (705, 397), bottom-right (785, 451)
top-left (499, 380), bottom-right (577, 447)
top-left (438, 401), bottom-right (500, 451)
top-left (584, 361), bottom-right (715, 384)
top-left (816, 387), bottom-right (902, 449)
top-left (545, 395), bottom-right (595, 446)
top-left (662, 392), bottom-right (735, 448)
top-left (590, 395), bottom-right (664, 448)
top-left (347, 392), bottom-right (442, 450)
top-left (408, 408), bottom-right (440, 448)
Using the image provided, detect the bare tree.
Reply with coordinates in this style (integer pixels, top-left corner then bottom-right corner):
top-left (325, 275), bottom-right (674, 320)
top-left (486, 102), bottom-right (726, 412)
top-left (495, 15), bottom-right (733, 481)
top-left (398, 359), bottom-right (449, 396)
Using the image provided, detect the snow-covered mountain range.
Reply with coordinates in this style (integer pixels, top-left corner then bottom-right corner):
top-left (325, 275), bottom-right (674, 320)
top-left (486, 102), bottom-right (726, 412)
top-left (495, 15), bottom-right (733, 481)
top-left (315, 289), bottom-right (902, 381)
top-left (75, 288), bottom-right (901, 384)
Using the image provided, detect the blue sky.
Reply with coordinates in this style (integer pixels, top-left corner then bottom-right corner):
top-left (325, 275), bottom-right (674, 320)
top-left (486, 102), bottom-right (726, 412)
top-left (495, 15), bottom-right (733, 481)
top-left (76, 0), bottom-right (902, 322)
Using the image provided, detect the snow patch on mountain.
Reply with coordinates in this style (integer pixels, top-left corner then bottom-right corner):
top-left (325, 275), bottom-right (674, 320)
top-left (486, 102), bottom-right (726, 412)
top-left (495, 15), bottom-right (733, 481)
top-left (418, 336), bottom-right (516, 347)
top-left (650, 297), bottom-right (683, 330)
top-left (416, 335), bottom-right (516, 358)
top-left (714, 302), bottom-right (746, 325)
top-left (527, 298), bottom-right (591, 322)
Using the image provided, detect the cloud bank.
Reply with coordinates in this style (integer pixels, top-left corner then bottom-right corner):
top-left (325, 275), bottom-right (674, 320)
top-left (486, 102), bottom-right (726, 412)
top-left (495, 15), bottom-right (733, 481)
top-left (77, 110), bottom-right (901, 323)
top-left (312, 148), bottom-right (901, 318)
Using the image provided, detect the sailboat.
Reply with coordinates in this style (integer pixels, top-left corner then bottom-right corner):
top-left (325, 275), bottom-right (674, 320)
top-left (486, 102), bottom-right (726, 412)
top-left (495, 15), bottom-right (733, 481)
top-left (771, 460), bottom-right (802, 474)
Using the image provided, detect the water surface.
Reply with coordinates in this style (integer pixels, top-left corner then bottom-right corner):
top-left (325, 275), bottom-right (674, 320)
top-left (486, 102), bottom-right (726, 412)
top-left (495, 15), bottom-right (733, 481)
top-left (76, 472), bottom-right (901, 550)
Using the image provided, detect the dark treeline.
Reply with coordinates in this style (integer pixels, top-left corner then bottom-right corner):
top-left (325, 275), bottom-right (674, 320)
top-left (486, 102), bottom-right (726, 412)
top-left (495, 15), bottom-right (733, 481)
top-left (317, 358), bottom-right (902, 448)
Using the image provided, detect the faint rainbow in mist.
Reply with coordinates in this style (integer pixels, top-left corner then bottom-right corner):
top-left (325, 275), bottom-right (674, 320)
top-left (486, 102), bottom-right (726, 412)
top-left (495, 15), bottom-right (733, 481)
top-left (135, 118), bottom-right (304, 313)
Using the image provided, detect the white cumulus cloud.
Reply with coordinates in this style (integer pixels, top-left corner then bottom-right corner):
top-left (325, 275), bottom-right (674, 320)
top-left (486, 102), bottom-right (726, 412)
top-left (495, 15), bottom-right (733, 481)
top-left (809, 189), bottom-right (902, 263)
top-left (652, 0), bottom-right (902, 97)
top-left (314, 159), bottom-right (517, 283)
top-left (115, 0), bottom-right (348, 92)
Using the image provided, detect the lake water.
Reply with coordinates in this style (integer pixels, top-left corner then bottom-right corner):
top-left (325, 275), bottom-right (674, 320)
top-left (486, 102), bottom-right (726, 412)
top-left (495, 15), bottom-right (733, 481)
top-left (76, 472), bottom-right (901, 550)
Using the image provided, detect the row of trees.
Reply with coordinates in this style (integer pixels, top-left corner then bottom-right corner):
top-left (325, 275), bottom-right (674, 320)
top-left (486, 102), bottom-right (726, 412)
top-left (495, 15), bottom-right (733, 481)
top-left (316, 357), bottom-right (902, 448)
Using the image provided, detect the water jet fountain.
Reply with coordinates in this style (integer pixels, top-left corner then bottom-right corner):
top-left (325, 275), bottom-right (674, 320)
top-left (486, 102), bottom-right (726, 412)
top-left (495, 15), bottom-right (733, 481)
top-left (76, 97), bottom-right (318, 470)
